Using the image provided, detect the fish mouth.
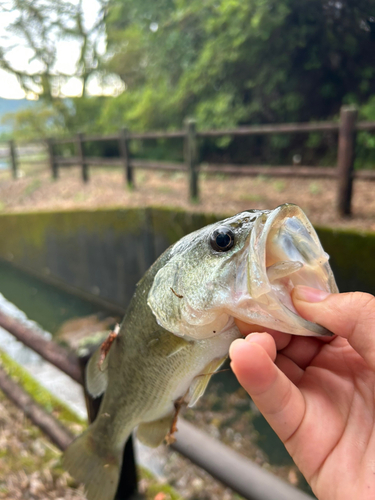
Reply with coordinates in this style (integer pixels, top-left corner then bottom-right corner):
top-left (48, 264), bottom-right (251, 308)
top-left (244, 204), bottom-right (338, 336)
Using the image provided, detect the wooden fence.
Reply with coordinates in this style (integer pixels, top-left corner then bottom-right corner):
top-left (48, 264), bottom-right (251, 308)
top-left (4, 105), bottom-right (375, 216)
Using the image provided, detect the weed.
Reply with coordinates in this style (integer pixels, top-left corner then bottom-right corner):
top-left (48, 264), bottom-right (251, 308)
top-left (239, 193), bottom-right (264, 202)
top-left (309, 182), bottom-right (321, 195)
top-left (171, 171), bottom-right (184, 181)
top-left (273, 180), bottom-right (286, 192)
top-left (0, 201), bottom-right (5, 211)
top-left (136, 171), bottom-right (147, 184)
top-left (215, 173), bottom-right (228, 181)
top-left (256, 174), bottom-right (270, 183)
top-left (73, 192), bottom-right (87, 202)
top-left (23, 179), bottom-right (42, 197)
top-left (157, 185), bottom-right (173, 194)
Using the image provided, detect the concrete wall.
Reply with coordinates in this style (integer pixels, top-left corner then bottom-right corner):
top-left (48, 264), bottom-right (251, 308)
top-left (0, 208), bottom-right (217, 309)
top-left (0, 207), bottom-right (374, 310)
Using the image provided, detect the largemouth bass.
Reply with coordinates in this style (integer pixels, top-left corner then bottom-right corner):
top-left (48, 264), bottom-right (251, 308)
top-left (64, 204), bottom-right (338, 500)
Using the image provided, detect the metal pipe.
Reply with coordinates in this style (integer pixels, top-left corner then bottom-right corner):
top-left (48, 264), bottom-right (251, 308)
top-left (0, 310), bottom-right (82, 384)
top-left (0, 365), bottom-right (74, 451)
top-left (172, 419), bottom-right (315, 500)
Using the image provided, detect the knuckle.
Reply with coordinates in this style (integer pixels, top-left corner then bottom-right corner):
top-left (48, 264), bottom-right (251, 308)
top-left (344, 292), bottom-right (375, 312)
top-left (344, 291), bottom-right (375, 332)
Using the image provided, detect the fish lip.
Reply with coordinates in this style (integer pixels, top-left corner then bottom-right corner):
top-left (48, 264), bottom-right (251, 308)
top-left (246, 204), bottom-right (336, 337)
top-left (248, 204), bottom-right (300, 299)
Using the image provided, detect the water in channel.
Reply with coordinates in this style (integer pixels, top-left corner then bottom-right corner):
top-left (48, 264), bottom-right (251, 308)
top-left (0, 259), bottom-right (314, 497)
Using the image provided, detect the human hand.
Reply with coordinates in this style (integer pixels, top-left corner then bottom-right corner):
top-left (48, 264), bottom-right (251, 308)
top-left (230, 287), bottom-right (375, 500)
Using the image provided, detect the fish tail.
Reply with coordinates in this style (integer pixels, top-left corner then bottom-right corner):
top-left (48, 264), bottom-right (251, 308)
top-left (63, 426), bottom-right (122, 500)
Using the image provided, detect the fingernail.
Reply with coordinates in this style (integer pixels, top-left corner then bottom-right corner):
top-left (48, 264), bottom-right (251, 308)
top-left (229, 338), bottom-right (245, 359)
top-left (245, 332), bottom-right (265, 343)
top-left (293, 285), bottom-right (330, 303)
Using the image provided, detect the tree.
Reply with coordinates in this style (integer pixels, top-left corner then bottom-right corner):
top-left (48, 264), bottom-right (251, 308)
top-left (0, 0), bottom-right (108, 100)
top-left (101, 0), bottom-right (375, 131)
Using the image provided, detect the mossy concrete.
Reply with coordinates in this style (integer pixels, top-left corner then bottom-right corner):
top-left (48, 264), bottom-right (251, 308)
top-left (0, 207), bottom-right (374, 310)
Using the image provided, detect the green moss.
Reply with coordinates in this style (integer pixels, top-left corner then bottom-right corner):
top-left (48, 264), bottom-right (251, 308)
top-left (0, 207), bottom-right (149, 261)
top-left (149, 206), bottom-right (220, 245)
top-left (0, 350), bottom-right (86, 427)
top-left (23, 178), bottom-right (42, 197)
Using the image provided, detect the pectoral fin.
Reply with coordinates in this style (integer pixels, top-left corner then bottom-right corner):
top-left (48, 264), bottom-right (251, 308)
top-left (86, 327), bottom-right (120, 397)
top-left (188, 356), bottom-right (227, 408)
top-left (86, 347), bottom-right (109, 398)
top-left (136, 413), bottom-right (174, 448)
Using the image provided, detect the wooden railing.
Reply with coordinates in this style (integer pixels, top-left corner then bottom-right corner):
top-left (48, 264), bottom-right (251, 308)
top-left (3, 106), bottom-right (375, 216)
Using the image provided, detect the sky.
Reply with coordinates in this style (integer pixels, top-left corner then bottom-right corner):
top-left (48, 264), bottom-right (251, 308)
top-left (0, 0), bottom-right (123, 100)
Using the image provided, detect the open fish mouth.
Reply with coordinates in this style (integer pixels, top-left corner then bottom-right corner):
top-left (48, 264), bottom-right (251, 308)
top-left (148, 203), bottom-right (338, 341)
top-left (236, 204), bottom-right (338, 337)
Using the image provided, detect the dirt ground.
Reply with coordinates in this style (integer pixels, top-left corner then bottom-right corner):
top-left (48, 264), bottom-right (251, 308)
top-left (0, 392), bottom-right (85, 500)
top-left (0, 165), bottom-right (374, 232)
top-left (0, 386), bottom-right (182, 500)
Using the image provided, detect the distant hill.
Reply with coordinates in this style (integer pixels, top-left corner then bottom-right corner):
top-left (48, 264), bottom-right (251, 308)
top-left (0, 98), bottom-right (38, 134)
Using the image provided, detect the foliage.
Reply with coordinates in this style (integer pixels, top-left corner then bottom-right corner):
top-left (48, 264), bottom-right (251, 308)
top-left (2, 0), bottom-right (375, 167)
top-left (356, 95), bottom-right (375, 168)
top-left (1, 96), bottom-right (108, 141)
top-left (101, 0), bottom-right (375, 132)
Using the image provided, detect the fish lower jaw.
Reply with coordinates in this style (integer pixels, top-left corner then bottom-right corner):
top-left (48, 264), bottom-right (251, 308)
top-left (230, 286), bottom-right (333, 337)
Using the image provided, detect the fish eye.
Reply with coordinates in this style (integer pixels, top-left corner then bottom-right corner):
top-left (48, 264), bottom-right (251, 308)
top-left (210, 227), bottom-right (235, 252)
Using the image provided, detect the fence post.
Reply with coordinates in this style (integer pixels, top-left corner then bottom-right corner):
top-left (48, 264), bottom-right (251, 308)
top-left (8, 140), bottom-right (18, 179)
top-left (46, 138), bottom-right (58, 179)
top-left (76, 133), bottom-right (88, 183)
top-left (337, 105), bottom-right (358, 216)
top-left (119, 128), bottom-right (133, 189)
top-left (185, 118), bottom-right (199, 202)
top-left (78, 352), bottom-right (140, 500)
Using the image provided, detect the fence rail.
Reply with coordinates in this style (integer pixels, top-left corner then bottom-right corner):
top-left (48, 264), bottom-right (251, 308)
top-left (3, 105), bottom-right (375, 215)
top-left (0, 307), bottom-right (314, 500)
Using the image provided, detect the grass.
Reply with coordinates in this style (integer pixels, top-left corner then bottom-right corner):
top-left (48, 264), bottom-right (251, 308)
top-left (157, 185), bottom-right (173, 194)
top-left (272, 180), bottom-right (286, 192)
top-left (170, 172), bottom-right (184, 181)
top-left (23, 178), bottom-right (42, 197)
top-left (239, 193), bottom-right (264, 202)
top-left (215, 173), bottom-right (228, 181)
top-left (73, 192), bottom-right (88, 203)
top-left (309, 182), bottom-right (321, 195)
top-left (136, 171), bottom-right (147, 184)
top-left (256, 174), bottom-right (270, 183)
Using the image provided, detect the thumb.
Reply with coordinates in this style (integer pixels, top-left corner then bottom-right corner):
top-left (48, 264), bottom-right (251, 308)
top-left (292, 286), bottom-right (375, 370)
